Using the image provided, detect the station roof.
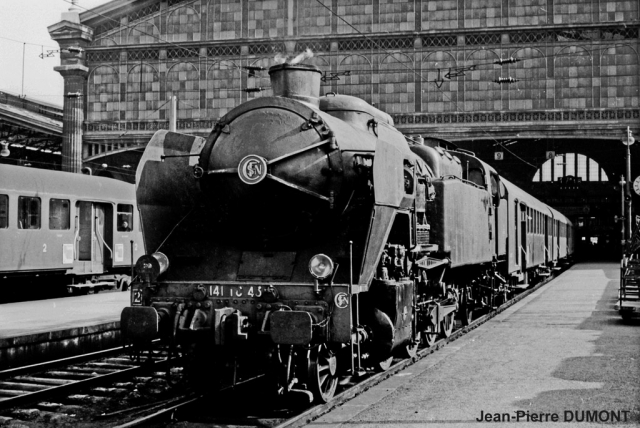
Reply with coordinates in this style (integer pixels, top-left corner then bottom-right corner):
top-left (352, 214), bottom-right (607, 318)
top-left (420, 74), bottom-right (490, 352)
top-left (0, 91), bottom-right (63, 167)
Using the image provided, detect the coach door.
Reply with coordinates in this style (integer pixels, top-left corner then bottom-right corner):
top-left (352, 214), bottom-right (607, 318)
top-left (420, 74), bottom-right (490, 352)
top-left (520, 203), bottom-right (528, 272)
top-left (76, 202), bottom-right (112, 272)
top-left (544, 216), bottom-right (550, 265)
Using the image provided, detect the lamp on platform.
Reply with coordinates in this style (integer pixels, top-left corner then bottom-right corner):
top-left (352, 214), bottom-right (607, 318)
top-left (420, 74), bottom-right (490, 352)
top-left (0, 142), bottom-right (9, 157)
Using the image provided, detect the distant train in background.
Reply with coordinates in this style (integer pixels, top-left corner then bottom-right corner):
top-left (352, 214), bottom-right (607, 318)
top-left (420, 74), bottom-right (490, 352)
top-left (0, 164), bottom-right (144, 296)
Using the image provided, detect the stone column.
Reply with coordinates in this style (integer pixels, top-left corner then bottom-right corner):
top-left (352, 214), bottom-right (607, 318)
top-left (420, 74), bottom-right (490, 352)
top-left (48, 4), bottom-right (93, 173)
top-left (58, 68), bottom-right (87, 173)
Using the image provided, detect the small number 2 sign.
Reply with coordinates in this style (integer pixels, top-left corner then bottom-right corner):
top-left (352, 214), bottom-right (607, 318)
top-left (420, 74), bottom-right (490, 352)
top-left (132, 289), bottom-right (143, 305)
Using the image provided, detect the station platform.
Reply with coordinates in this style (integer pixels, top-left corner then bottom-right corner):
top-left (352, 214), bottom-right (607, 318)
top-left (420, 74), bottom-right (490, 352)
top-left (0, 291), bottom-right (129, 370)
top-left (307, 263), bottom-right (640, 427)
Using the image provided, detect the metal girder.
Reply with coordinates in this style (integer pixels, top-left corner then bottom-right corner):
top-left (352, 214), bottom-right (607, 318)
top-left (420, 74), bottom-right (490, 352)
top-left (0, 122), bottom-right (62, 154)
top-left (0, 93), bottom-right (63, 161)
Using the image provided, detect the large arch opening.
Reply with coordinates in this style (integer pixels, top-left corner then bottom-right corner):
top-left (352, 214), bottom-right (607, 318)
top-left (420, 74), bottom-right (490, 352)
top-left (533, 153), bottom-right (609, 183)
top-left (530, 152), bottom-right (617, 260)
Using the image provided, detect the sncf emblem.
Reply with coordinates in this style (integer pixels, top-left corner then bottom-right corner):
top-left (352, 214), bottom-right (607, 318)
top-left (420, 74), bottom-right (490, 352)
top-left (334, 292), bottom-right (349, 309)
top-left (238, 154), bottom-right (268, 185)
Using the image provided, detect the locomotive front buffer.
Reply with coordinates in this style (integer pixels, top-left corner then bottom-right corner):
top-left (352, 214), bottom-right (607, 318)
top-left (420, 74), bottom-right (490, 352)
top-left (121, 251), bottom-right (254, 348)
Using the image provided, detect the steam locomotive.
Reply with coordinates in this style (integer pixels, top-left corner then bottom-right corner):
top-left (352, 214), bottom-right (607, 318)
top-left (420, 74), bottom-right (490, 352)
top-left (121, 63), bottom-right (573, 403)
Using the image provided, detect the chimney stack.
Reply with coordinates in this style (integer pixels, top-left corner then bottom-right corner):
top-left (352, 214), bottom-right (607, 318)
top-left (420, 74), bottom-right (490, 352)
top-left (268, 63), bottom-right (321, 106)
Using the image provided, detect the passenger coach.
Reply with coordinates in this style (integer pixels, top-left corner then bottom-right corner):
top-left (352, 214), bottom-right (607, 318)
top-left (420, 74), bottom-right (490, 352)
top-left (501, 179), bottom-right (573, 283)
top-left (0, 164), bottom-right (144, 293)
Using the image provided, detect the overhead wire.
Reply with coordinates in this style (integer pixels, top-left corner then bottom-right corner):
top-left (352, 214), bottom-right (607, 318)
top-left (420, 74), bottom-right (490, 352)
top-left (0, 35), bottom-right (58, 49)
top-left (59, 0), bottom-right (258, 79)
top-left (55, 0), bottom-right (269, 124)
top-left (312, 0), bottom-right (532, 164)
top-left (311, 0), bottom-right (628, 108)
top-left (315, 0), bottom-right (637, 96)
top-left (57, 0), bottom-right (640, 89)
top-left (62, 0), bottom-right (637, 98)
top-left (52, 0), bottom-right (635, 171)
top-left (312, 0), bottom-right (639, 171)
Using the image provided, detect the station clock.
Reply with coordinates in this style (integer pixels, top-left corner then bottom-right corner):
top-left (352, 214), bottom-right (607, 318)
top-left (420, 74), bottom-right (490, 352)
top-left (633, 176), bottom-right (640, 196)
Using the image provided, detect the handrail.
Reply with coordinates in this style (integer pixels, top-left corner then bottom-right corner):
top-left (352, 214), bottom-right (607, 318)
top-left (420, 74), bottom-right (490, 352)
top-left (440, 174), bottom-right (485, 190)
top-left (73, 216), bottom-right (79, 260)
top-left (95, 216), bottom-right (113, 259)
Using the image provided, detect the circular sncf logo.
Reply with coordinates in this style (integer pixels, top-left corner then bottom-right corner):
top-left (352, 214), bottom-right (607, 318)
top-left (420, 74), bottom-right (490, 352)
top-left (334, 292), bottom-right (349, 309)
top-left (238, 154), bottom-right (268, 185)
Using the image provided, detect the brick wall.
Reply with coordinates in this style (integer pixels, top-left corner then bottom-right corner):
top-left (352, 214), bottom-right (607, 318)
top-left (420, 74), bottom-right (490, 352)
top-left (83, 0), bottom-right (639, 134)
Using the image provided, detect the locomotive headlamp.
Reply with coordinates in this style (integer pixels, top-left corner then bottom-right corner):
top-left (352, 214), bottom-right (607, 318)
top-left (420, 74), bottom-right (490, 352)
top-left (153, 252), bottom-right (170, 275)
top-left (135, 252), bottom-right (170, 282)
top-left (309, 254), bottom-right (334, 280)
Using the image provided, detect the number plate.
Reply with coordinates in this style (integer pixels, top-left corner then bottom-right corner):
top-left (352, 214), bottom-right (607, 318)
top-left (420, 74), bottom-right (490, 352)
top-left (131, 289), bottom-right (143, 305)
top-left (208, 285), bottom-right (264, 299)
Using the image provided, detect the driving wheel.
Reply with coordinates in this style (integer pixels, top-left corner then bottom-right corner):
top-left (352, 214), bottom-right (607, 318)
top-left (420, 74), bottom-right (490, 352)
top-left (440, 312), bottom-right (455, 338)
top-left (306, 344), bottom-right (338, 403)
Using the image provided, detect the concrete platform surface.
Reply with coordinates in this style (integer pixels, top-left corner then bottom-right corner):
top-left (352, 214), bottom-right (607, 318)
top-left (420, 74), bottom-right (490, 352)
top-left (306, 263), bottom-right (640, 428)
top-left (0, 291), bottom-right (130, 370)
top-left (0, 291), bottom-right (129, 339)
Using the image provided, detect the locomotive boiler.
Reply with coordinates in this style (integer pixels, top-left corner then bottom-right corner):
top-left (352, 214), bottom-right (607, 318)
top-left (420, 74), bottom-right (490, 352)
top-left (122, 63), bottom-right (573, 403)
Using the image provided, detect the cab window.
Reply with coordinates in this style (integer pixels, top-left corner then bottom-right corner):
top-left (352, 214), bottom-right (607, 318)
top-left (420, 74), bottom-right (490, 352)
top-left (18, 196), bottom-right (41, 229)
top-left (49, 199), bottom-right (70, 230)
top-left (117, 204), bottom-right (133, 232)
top-left (468, 168), bottom-right (484, 187)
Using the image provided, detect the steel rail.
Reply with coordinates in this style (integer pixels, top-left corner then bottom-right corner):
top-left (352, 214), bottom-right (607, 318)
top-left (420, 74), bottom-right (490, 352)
top-left (111, 394), bottom-right (203, 428)
top-left (96, 393), bottom-right (198, 420)
top-left (0, 345), bottom-right (128, 379)
top-left (0, 346), bottom-right (167, 411)
top-left (109, 373), bottom-right (267, 427)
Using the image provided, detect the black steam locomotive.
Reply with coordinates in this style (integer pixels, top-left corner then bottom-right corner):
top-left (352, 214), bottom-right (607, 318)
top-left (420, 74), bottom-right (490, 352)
top-left (122, 63), bottom-right (573, 403)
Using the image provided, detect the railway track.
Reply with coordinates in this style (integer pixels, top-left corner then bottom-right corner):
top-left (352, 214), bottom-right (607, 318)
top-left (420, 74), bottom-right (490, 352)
top-left (101, 266), bottom-right (570, 428)
top-left (0, 345), bottom-right (191, 427)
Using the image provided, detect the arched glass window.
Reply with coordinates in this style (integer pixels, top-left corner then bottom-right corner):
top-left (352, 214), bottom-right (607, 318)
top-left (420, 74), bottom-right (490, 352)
top-left (533, 153), bottom-right (608, 182)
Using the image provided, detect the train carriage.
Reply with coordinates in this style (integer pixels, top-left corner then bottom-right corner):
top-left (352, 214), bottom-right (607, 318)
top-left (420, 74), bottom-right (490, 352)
top-left (0, 164), bottom-right (144, 293)
top-left (548, 206), bottom-right (565, 262)
top-left (500, 179), bottom-right (572, 283)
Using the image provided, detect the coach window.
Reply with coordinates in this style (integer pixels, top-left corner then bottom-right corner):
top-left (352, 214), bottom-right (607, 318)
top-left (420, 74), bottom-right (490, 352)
top-left (49, 199), bottom-right (70, 230)
top-left (0, 195), bottom-right (8, 229)
top-left (117, 204), bottom-right (133, 232)
top-left (18, 196), bottom-right (41, 229)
